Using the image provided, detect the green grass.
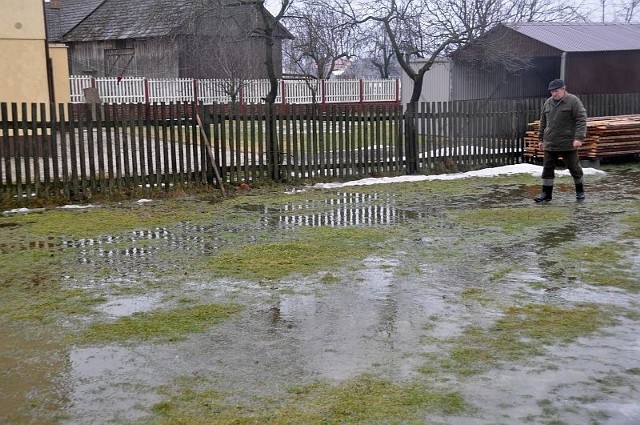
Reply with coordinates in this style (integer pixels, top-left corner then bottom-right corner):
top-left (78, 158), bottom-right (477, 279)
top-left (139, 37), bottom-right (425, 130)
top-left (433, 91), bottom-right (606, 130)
top-left (430, 303), bottom-right (611, 377)
top-left (205, 227), bottom-right (390, 280)
top-left (14, 202), bottom-right (213, 237)
top-left (150, 374), bottom-right (466, 424)
top-left (0, 247), bottom-right (107, 325)
top-left (459, 287), bottom-right (492, 305)
top-left (620, 209), bottom-right (640, 238)
top-left (81, 303), bottom-right (242, 342)
top-left (489, 264), bottom-right (519, 282)
top-left (563, 242), bottom-right (639, 291)
top-left (0, 247), bottom-right (61, 290)
top-left (451, 206), bottom-right (570, 233)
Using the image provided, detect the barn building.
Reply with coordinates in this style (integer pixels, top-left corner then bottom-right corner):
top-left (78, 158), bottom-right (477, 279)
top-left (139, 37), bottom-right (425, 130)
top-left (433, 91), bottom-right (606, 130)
top-left (45, 0), bottom-right (293, 80)
top-left (450, 22), bottom-right (640, 100)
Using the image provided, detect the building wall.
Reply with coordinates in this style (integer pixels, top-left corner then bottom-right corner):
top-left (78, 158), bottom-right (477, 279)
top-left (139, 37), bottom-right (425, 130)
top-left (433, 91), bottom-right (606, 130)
top-left (451, 57), bottom-right (560, 100)
top-left (50, 44), bottom-right (71, 103)
top-left (0, 0), bottom-right (70, 106)
top-left (451, 50), bottom-right (640, 100)
top-left (401, 60), bottom-right (451, 105)
top-left (68, 36), bottom-right (283, 80)
top-left (566, 51), bottom-right (640, 95)
top-left (449, 25), bottom-right (640, 100)
top-left (0, 0), bottom-right (50, 104)
top-left (68, 38), bottom-right (180, 78)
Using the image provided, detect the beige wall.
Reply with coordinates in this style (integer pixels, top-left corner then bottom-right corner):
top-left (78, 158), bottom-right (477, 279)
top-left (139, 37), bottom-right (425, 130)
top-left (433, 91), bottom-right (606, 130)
top-left (50, 44), bottom-right (71, 103)
top-left (0, 0), bottom-right (70, 106)
top-left (0, 0), bottom-right (45, 39)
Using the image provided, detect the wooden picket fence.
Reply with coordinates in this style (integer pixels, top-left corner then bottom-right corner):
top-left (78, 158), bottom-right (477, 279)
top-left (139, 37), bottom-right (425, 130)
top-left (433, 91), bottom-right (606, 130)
top-left (1, 93), bottom-right (639, 203)
top-left (69, 76), bottom-right (401, 106)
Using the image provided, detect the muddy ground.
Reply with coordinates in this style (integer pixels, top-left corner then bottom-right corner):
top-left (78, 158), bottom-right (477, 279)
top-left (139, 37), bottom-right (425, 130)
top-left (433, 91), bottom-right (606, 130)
top-left (1, 162), bottom-right (639, 425)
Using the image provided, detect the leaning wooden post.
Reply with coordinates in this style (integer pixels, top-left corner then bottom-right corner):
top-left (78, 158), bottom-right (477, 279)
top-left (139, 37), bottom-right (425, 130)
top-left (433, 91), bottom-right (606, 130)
top-left (196, 112), bottom-right (226, 197)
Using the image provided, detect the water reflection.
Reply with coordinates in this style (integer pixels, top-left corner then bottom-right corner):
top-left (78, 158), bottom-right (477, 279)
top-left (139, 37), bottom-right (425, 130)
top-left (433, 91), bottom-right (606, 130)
top-left (262, 258), bottom-right (413, 380)
top-left (6, 191), bottom-right (427, 267)
top-left (531, 205), bottom-right (632, 285)
top-left (0, 237), bottom-right (58, 253)
top-left (239, 192), bottom-right (429, 228)
top-left (95, 294), bottom-right (162, 318)
top-left (58, 224), bottom-right (210, 263)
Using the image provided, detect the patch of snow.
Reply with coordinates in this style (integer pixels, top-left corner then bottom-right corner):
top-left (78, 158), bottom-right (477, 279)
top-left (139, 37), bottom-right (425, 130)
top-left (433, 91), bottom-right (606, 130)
top-left (2, 207), bottom-right (46, 216)
top-left (313, 164), bottom-right (605, 189)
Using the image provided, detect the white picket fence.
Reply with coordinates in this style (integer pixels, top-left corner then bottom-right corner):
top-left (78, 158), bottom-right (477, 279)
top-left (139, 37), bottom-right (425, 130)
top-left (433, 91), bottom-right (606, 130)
top-left (69, 76), bottom-right (401, 105)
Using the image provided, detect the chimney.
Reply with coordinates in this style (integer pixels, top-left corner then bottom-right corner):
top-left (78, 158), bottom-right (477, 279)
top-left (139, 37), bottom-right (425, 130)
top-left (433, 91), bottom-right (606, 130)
top-left (50, 0), bottom-right (61, 9)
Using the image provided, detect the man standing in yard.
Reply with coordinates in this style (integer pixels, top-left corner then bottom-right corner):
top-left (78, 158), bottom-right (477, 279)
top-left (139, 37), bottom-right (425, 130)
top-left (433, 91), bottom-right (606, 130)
top-left (534, 79), bottom-right (588, 202)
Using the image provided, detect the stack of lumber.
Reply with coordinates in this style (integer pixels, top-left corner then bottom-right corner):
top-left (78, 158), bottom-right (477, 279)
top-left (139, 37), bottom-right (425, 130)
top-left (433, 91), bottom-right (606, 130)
top-left (524, 114), bottom-right (640, 160)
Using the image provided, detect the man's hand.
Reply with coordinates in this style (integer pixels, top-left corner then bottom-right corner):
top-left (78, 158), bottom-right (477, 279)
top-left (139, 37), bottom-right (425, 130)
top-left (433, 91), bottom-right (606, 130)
top-left (573, 140), bottom-right (583, 148)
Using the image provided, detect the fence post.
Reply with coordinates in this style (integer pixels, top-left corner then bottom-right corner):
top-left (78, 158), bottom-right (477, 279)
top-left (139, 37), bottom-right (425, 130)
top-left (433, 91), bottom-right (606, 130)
top-left (396, 79), bottom-right (401, 103)
top-left (281, 80), bottom-right (286, 105)
top-left (193, 79), bottom-right (198, 103)
top-left (404, 102), bottom-right (419, 174)
top-left (322, 79), bottom-right (326, 113)
top-left (144, 78), bottom-right (150, 104)
top-left (359, 79), bottom-right (364, 104)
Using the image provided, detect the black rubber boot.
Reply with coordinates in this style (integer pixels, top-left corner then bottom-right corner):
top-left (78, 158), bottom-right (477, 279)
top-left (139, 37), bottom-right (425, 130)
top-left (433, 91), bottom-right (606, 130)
top-left (534, 185), bottom-right (553, 203)
top-left (575, 183), bottom-right (585, 201)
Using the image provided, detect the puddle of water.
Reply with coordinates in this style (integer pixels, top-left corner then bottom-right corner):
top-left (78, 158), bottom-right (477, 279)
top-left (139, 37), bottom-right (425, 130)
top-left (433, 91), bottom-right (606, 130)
top-left (0, 328), bottom-right (67, 425)
top-left (94, 294), bottom-right (163, 318)
top-left (56, 224), bottom-right (214, 264)
top-left (63, 345), bottom-right (166, 424)
top-left (237, 192), bottom-right (431, 228)
top-left (0, 237), bottom-right (59, 253)
top-left (3, 164), bottom-right (640, 423)
top-left (438, 320), bottom-right (640, 424)
top-left (56, 258), bottom-right (453, 421)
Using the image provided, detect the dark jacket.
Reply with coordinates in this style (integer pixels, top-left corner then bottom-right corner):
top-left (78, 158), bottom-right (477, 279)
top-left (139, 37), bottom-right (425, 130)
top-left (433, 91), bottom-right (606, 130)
top-left (538, 92), bottom-right (587, 151)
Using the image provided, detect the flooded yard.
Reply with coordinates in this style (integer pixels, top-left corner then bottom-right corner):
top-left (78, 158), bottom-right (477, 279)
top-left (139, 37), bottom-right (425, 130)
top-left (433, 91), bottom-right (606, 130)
top-left (1, 162), bottom-right (639, 424)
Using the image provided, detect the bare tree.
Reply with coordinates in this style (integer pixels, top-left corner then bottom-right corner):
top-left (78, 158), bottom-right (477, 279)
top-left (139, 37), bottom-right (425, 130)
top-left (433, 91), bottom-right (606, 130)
top-left (283, 3), bottom-right (358, 79)
top-left (326, 0), bottom-right (590, 173)
top-left (240, 0), bottom-right (295, 180)
top-left (578, 0), bottom-right (640, 22)
top-left (617, 0), bottom-right (640, 21)
top-left (158, 0), bottom-right (294, 179)
top-left (598, 0), bottom-right (608, 21)
top-left (332, 0), bottom-right (588, 104)
top-left (359, 21), bottom-right (400, 79)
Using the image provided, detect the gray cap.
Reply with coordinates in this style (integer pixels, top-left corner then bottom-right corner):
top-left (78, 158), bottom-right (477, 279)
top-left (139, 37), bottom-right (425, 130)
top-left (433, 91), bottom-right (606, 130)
top-left (548, 79), bottom-right (565, 90)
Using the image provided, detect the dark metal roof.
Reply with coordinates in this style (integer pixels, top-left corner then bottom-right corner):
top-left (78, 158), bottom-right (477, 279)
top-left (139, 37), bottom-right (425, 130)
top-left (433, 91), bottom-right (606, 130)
top-left (52, 0), bottom-right (292, 42)
top-left (504, 22), bottom-right (640, 52)
top-left (45, 0), bottom-right (106, 41)
top-left (61, 0), bottom-right (195, 41)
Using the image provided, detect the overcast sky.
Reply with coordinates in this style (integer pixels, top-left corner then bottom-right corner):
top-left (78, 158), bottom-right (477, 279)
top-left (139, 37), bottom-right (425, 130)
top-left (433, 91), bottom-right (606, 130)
top-left (42, 0), bottom-right (623, 22)
top-left (265, 0), bottom-right (625, 22)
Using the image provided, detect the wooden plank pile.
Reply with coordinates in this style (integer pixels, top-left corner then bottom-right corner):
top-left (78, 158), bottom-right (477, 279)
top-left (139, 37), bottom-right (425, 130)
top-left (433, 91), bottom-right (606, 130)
top-left (524, 114), bottom-right (640, 160)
